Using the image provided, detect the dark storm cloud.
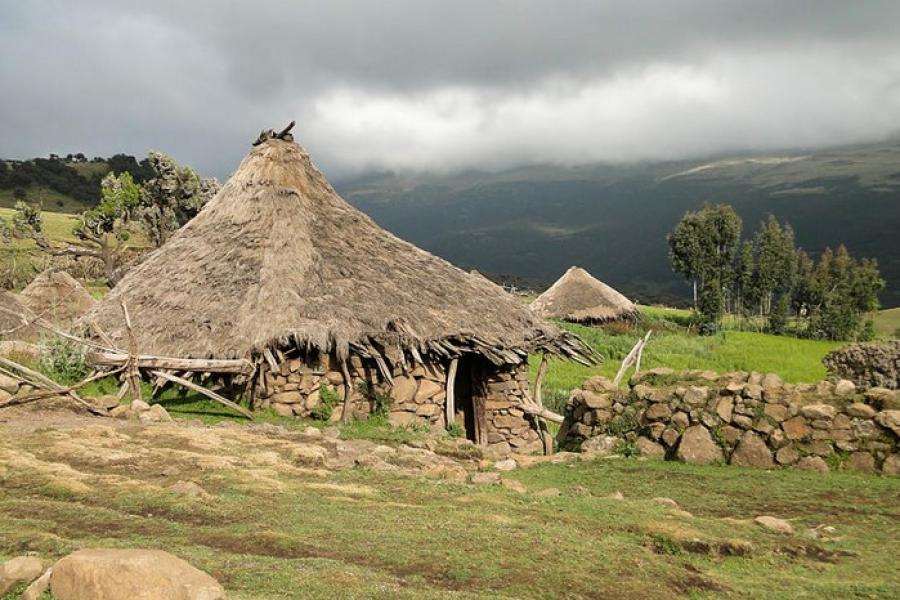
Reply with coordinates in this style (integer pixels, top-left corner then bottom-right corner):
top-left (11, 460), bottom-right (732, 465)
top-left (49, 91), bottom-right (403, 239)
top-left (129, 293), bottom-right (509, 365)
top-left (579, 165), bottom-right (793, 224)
top-left (2, 1), bottom-right (899, 177)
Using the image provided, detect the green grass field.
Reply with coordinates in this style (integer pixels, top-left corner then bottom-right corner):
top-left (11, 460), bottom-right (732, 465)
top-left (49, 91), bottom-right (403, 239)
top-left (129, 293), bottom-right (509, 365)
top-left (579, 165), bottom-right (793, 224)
top-left (873, 307), bottom-right (900, 339)
top-left (533, 321), bottom-right (844, 411)
top-left (1, 416), bottom-right (897, 599)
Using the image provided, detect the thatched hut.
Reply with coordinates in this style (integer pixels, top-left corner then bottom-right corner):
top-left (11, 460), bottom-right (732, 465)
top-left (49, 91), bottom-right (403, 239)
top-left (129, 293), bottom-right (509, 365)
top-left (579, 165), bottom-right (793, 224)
top-left (85, 128), bottom-right (596, 455)
top-left (530, 267), bottom-right (638, 324)
top-left (21, 269), bottom-right (95, 327)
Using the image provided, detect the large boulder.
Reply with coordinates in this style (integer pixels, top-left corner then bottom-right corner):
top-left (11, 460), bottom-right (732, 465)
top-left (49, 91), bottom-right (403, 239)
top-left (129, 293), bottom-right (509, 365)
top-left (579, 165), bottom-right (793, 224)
top-left (676, 425), bottom-right (723, 465)
top-left (0, 556), bottom-right (44, 595)
top-left (50, 548), bottom-right (225, 600)
top-left (875, 410), bottom-right (900, 437)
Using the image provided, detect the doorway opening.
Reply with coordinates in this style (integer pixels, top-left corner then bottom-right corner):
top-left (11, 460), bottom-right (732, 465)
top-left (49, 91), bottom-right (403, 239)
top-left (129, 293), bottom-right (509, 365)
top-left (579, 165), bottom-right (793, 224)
top-left (453, 355), bottom-right (483, 443)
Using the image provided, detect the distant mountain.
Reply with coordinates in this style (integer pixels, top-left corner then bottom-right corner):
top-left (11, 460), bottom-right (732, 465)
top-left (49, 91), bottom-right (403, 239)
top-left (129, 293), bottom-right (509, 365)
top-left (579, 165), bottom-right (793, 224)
top-left (334, 141), bottom-right (900, 307)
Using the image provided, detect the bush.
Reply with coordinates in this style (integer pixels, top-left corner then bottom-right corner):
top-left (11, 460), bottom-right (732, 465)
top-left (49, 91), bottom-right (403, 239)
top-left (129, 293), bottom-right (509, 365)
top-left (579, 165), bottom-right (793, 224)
top-left (37, 335), bottom-right (87, 383)
top-left (312, 384), bottom-right (340, 421)
top-left (447, 422), bottom-right (465, 438)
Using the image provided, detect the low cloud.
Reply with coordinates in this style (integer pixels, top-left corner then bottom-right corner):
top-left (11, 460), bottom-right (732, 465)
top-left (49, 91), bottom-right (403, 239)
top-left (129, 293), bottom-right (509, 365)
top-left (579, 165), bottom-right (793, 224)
top-left (2, 1), bottom-right (899, 178)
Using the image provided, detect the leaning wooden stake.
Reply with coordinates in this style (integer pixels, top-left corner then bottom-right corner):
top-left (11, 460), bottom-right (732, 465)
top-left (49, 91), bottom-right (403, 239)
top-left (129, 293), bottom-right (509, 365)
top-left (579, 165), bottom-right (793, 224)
top-left (445, 358), bottom-right (458, 430)
top-left (120, 301), bottom-right (142, 403)
top-left (151, 370), bottom-right (253, 419)
top-left (612, 330), bottom-right (652, 386)
top-left (634, 330), bottom-right (652, 375)
top-left (532, 353), bottom-right (553, 455)
top-left (340, 359), bottom-right (354, 423)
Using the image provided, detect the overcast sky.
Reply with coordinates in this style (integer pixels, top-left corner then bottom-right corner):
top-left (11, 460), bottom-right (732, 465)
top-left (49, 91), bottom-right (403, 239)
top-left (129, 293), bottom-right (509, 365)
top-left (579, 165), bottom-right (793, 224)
top-left (2, 1), bottom-right (900, 179)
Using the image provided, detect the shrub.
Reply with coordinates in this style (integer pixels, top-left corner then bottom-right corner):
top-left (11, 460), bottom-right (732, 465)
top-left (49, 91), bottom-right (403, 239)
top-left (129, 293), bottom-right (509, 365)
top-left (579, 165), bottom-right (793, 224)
top-left (312, 384), bottom-right (340, 421)
top-left (447, 422), bottom-right (465, 438)
top-left (37, 335), bottom-right (87, 384)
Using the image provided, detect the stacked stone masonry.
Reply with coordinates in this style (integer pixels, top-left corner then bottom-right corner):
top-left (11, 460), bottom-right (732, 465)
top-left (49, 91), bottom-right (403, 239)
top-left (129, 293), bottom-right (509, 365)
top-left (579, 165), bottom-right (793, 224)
top-left (254, 351), bottom-right (541, 455)
top-left (559, 368), bottom-right (900, 475)
top-left (823, 340), bottom-right (900, 390)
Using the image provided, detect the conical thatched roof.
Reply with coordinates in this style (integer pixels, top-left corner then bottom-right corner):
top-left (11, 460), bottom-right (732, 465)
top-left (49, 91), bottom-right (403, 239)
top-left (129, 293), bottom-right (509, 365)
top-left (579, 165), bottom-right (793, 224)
top-left (85, 135), bottom-right (595, 366)
top-left (21, 269), bottom-right (95, 326)
top-left (530, 267), bottom-right (638, 324)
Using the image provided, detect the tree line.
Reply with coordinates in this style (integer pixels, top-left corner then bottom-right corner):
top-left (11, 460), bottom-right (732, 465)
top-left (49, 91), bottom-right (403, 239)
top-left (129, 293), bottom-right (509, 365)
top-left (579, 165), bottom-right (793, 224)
top-left (667, 203), bottom-right (884, 341)
top-left (4, 152), bottom-right (218, 285)
top-left (0, 153), bottom-right (154, 206)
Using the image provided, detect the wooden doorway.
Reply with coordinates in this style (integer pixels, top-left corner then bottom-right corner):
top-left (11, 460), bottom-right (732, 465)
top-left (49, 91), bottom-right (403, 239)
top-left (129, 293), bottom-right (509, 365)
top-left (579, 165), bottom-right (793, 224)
top-left (453, 355), bottom-right (485, 444)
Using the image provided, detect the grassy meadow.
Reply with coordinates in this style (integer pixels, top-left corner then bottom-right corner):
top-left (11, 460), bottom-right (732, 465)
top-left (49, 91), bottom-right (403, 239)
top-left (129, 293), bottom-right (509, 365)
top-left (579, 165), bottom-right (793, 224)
top-left (1, 418), bottom-right (898, 600)
top-left (532, 314), bottom-right (845, 412)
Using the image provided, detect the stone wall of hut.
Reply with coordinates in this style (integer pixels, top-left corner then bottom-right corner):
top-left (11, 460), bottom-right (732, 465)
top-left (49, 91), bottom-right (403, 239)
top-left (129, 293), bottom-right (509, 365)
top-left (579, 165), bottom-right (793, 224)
top-left (253, 351), bottom-right (543, 455)
top-left (482, 365), bottom-right (544, 456)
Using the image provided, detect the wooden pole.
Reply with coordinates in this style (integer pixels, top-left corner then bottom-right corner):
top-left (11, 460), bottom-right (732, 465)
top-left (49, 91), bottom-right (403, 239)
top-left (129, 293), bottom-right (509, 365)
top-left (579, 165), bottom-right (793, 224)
top-left (532, 353), bottom-right (553, 455)
top-left (634, 330), bottom-right (652, 375)
top-left (120, 301), bottom-right (142, 403)
top-left (88, 352), bottom-right (252, 374)
top-left (340, 359), bottom-right (354, 423)
top-left (445, 358), bottom-right (458, 429)
top-left (150, 370), bottom-right (253, 419)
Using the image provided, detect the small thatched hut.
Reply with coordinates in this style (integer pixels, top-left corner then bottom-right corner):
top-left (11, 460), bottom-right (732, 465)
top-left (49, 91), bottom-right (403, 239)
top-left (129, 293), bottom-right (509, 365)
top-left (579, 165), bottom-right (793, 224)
top-left (85, 128), bottom-right (596, 455)
top-left (21, 269), bottom-right (95, 327)
top-left (530, 267), bottom-right (638, 324)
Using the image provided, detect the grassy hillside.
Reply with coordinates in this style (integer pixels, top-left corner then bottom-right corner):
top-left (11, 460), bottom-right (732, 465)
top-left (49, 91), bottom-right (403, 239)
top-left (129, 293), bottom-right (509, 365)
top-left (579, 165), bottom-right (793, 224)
top-left (533, 321), bottom-right (843, 411)
top-left (0, 206), bottom-right (80, 245)
top-left (873, 307), bottom-right (900, 339)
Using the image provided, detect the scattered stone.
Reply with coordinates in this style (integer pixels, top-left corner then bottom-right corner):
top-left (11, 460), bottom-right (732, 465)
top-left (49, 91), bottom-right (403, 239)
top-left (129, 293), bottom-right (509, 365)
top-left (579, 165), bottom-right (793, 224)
top-left (718, 539), bottom-right (753, 556)
top-left (130, 399), bottom-right (151, 413)
top-left (606, 491), bottom-right (624, 501)
top-left (875, 410), bottom-right (900, 436)
top-left (881, 454), bottom-right (900, 476)
top-left (22, 568), bottom-right (51, 600)
top-left (493, 458), bottom-right (517, 471)
top-left (676, 425), bottom-right (723, 465)
top-left (500, 478), bottom-right (527, 494)
top-left (846, 452), bottom-right (876, 473)
top-left (534, 487), bottom-right (561, 497)
top-left (302, 426), bottom-right (323, 438)
top-left (775, 446), bottom-right (800, 465)
top-left (148, 404), bottom-right (173, 422)
top-left (580, 435), bottom-right (620, 456)
top-left (834, 379), bottom-right (856, 396)
top-left (754, 516), bottom-right (794, 534)
top-left (846, 402), bottom-right (876, 419)
top-left (864, 387), bottom-right (899, 410)
top-left (715, 397), bottom-right (734, 422)
top-left (730, 431), bottom-right (774, 468)
top-left (470, 472), bottom-right (501, 485)
top-left (760, 373), bottom-right (783, 389)
top-left (651, 497), bottom-right (679, 509)
top-left (800, 404), bottom-right (836, 420)
top-left (635, 436), bottom-right (666, 459)
top-left (781, 416), bottom-right (811, 441)
top-left (50, 548), bottom-right (224, 600)
top-left (109, 405), bottom-right (130, 419)
top-left (167, 481), bottom-right (208, 498)
top-left (0, 556), bottom-right (44, 595)
top-left (796, 456), bottom-right (829, 473)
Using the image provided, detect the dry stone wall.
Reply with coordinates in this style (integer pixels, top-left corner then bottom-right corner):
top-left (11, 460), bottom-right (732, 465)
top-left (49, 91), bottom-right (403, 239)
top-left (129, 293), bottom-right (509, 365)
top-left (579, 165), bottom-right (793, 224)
top-left (255, 351), bottom-right (542, 455)
top-left (482, 365), bottom-right (543, 457)
top-left (255, 353), bottom-right (447, 429)
top-left (824, 340), bottom-right (900, 390)
top-left (559, 368), bottom-right (900, 475)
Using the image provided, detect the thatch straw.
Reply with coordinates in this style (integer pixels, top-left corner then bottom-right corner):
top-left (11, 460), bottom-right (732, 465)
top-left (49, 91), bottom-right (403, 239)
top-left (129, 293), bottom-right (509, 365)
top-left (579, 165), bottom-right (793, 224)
top-left (530, 266), bottom-right (638, 324)
top-left (85, 137), bottom-right (596, 367)
top-left (21, 269), bottom-right (95, 326)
